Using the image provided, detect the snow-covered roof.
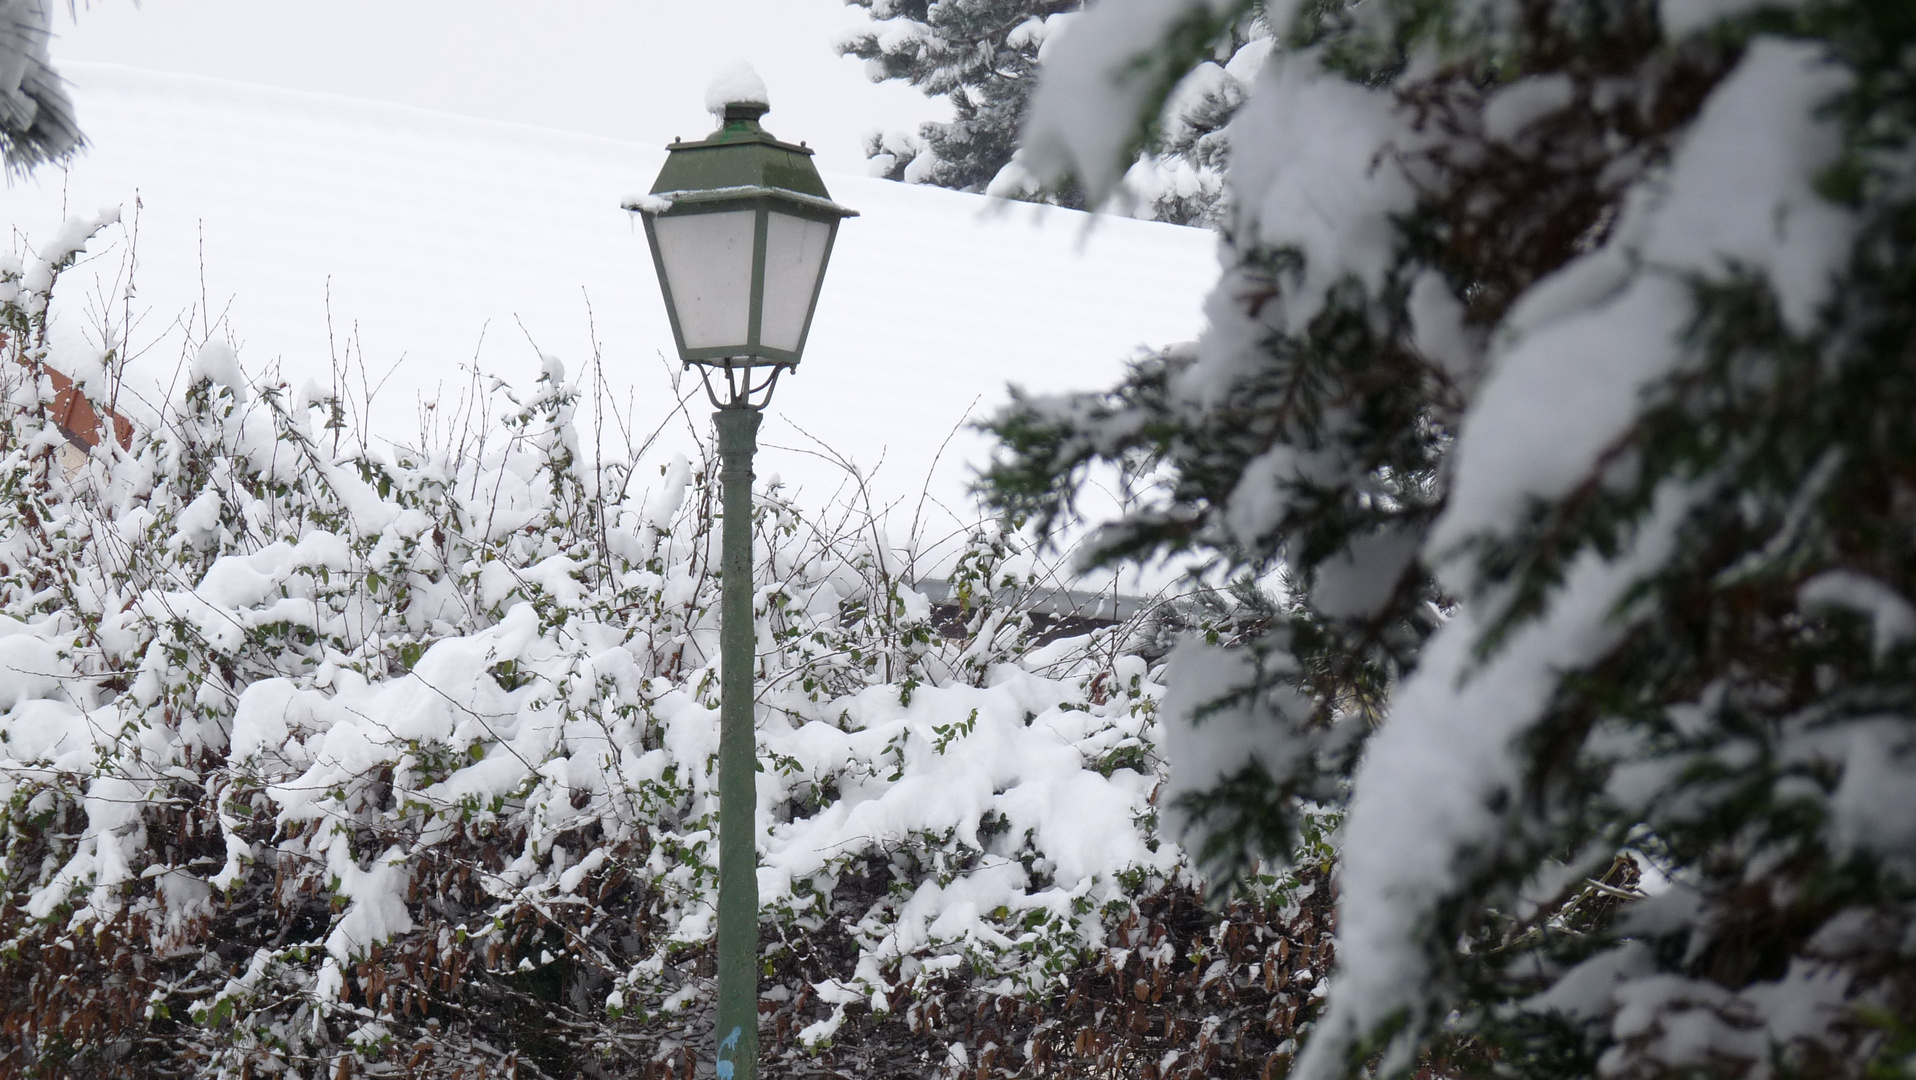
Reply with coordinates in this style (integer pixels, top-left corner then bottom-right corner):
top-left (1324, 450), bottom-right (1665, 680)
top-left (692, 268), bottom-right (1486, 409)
top-left (7, 62), bottom-right (1214, 537)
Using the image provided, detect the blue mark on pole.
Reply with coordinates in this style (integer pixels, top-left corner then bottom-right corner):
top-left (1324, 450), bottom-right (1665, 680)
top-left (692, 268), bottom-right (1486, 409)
top-left (717, 1025), bottom-right (742, 1080)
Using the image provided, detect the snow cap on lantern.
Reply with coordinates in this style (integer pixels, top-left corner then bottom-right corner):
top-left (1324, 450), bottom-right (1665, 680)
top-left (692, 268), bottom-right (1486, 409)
top-left (625, 63), bottom-right (857, 374)
top-left (705, 62), bottom-right (770, 120)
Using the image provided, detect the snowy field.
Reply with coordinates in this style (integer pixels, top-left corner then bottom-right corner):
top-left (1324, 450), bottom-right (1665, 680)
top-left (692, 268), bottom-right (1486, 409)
top-left (7, 62), bottom-right (1216, 548)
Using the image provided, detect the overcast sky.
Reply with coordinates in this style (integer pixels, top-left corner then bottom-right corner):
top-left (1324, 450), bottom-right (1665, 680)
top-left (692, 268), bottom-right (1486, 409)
top-left (50, 0), bottom-right (946, 176)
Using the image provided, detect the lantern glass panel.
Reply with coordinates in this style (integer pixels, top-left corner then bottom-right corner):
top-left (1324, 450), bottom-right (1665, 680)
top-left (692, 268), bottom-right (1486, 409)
top-left (653, 210), bottom-right (756, 350)
top-left (758, 211), bottom-right (833, 353)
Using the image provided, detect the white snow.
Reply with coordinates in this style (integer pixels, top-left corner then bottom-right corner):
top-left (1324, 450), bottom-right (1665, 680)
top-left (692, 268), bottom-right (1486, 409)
top-left (1482, 74), bottom-right (1575, 143)
top-left (1799, 570), bottom-right (1916, 659)
top-left (1825, 718), bottom-right (1916, 864)
top-left (1158, 638), bottom-right (1309, 839)
top-left (1225, 37), bottom-right (1274, 84)
top-left (1660, 0), bottom-right (1815, 36)
top-left (8, 62), bottom-right (1215, 550)
top-left (1407, 271), bottom-right (1483, 382)
top-left (0, 1), bottom-right (51, 110)
top-left (1297, 482), bottom-right (1698, 1080)
top-left (0, 632), bottom-right (66, 710)
top-left (1309, 527), bottom-right (1421, 619)
top-left (191, 339), bottom-right (249, 402)
top-left (1023, 0), bottom-right (1248, 201)
top-left (1431, 40), bottom-right (1853, 560)
top-left (1523, 942), bottom-right (1655, 1022)
top-left (1173, 52), bottom-right (1418, 409)
top-left (1, 0), bottom-right (80, 167)
top-left (1637, 42), bottom-right (1852, 335)
top-left (705, 62), bottom-right (769, 115)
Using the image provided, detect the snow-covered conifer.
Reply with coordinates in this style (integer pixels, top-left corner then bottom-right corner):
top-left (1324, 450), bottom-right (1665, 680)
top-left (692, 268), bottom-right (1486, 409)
top-left (839, 0), bottom-right (1080, 199)
top-left (988, 0), bottom-right (1916, 1077)
top-left (0, 0), bottom-right (81, 172)
top-left (837, 0), bottom-right (1269, 224)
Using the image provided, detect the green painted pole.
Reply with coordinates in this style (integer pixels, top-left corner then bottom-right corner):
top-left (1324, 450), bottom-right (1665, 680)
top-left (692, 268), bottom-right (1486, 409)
top-left (714, 402), bottom-right (761, 1080)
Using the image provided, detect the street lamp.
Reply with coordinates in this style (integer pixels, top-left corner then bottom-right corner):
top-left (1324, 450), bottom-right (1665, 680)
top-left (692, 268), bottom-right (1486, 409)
top-left (624, 66), bottom-right (855, 1080)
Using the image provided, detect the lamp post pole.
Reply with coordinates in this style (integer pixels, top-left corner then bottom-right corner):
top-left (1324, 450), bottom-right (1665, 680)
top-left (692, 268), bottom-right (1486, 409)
top-left (714, 401), bottom-right (761, 1080)
top-left (626, 66), bottom-right (856, 1080)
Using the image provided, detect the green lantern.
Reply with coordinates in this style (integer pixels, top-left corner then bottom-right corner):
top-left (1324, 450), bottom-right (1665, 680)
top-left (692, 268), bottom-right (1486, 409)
top-left (623, 69), bottom-right (855, 1080)
top-left (626, 82), bottom-right (857, 385)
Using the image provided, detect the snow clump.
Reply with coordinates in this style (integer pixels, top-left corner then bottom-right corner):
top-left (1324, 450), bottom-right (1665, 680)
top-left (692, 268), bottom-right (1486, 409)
top-left (706, 61), bottom-right (770, 115)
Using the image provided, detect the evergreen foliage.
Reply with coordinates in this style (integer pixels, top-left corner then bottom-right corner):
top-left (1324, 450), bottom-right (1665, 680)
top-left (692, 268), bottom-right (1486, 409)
top-left (836, 0), bottom-right (1270, 224)
top-left (988, 0), bottom-right (1916, 1078)
top-left (839, 0), bottom-right (1079, 196)
top-left (0, 0), bottom-right (82, 173)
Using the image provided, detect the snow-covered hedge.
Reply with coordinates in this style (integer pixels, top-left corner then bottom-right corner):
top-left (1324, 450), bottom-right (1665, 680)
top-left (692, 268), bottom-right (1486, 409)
top-left (0, 217), bottom-right (1340, 1080)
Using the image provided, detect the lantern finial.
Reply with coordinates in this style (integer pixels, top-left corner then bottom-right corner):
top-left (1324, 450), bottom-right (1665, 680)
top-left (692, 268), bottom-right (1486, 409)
top-left (627, 68), bottom-right (855, 384)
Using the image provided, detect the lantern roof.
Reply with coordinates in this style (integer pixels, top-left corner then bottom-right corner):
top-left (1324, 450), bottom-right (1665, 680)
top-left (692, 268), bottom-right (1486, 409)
top-left (638, 100), bottom-right (855, 218)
